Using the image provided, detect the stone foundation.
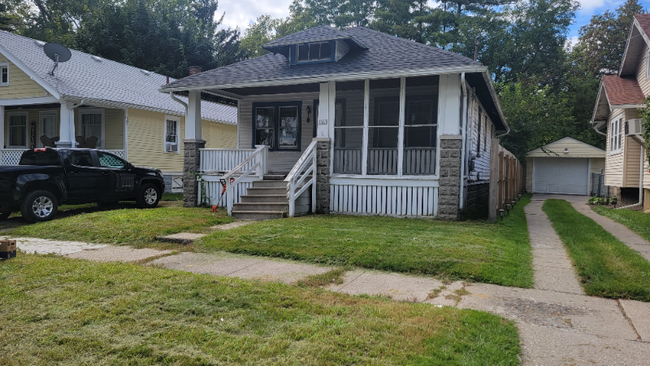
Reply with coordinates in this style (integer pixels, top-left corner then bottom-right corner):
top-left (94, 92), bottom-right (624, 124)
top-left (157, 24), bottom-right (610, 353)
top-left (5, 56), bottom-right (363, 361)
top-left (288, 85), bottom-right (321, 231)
top-left (438, 136), bottom-right (462, 220)
top-left (466, 183), bottom-right (489, 211)
top-left (315, 138), bottom-right (331, 214)
top-left (182, 139), bottom-right (206, 207)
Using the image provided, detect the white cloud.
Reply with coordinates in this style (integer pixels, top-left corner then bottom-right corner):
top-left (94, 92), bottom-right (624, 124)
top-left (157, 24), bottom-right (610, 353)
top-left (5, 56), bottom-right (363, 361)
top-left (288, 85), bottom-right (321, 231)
top-left (218, 0), bottom-right (293, 32)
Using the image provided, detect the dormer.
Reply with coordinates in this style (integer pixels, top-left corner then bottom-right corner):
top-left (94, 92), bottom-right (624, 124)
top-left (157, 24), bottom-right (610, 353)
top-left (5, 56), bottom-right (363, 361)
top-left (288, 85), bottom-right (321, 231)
top-left (262, 25), bottom-right (367, 66)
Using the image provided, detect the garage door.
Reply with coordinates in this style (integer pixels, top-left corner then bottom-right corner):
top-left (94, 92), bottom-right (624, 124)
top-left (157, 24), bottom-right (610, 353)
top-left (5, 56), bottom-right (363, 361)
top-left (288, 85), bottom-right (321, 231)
top-left (533, 158), bottom-right (589, 195)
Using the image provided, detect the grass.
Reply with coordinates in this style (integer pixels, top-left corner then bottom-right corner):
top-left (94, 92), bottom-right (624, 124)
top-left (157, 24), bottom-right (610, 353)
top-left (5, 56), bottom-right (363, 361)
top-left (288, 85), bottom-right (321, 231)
top-left (592, 205), bottom-right (650, 243)
top-left (0, 254), bottom-right (521, 365)
top-left (543, 199), bottom-right (650, 301)
top-left (197, 195), bottom-right (533, 288)
top-left (295, 267), bottom-right (348, 288)
top-left (7, 206), bottom-right (232, 246)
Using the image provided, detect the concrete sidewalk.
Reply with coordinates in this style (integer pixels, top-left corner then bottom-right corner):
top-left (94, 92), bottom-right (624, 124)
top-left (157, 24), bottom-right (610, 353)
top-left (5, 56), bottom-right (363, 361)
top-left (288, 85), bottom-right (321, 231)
top-left (5, 208), bottom-right (650, 365)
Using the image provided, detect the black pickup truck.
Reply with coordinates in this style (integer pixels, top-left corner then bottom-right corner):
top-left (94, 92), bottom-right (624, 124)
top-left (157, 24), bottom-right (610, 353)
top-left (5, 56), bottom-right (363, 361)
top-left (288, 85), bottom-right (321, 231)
top-left (0, 148), bottom-right (165, 222)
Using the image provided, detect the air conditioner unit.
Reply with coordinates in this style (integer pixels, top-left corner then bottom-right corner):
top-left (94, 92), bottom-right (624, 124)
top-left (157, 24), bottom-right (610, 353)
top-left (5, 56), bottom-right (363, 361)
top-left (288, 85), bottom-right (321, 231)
top-left (165, 143), bottom-right (178, 152)
top-left (626, 119), bottom-right (645, 135)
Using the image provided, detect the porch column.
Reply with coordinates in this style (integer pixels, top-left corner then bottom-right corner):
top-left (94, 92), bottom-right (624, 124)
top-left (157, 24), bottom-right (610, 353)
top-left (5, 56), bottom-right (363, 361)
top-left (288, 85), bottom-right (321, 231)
top-left (317, 82), bottom-right (336, 138)
top-left (56, 101), bottom-right (74, 148)
top-left (0, 106), bottom-right (4, 149)
top-left (438, 135), bottom-right (463, 220)
top-left (183, 90), bottom-right (205, 207)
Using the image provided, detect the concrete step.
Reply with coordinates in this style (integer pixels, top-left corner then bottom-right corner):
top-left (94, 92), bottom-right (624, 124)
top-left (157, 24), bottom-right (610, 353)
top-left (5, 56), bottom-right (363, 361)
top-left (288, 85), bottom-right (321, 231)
top-left (253, 180), bottom-right (288, 188)
top-left (263, 174), bottom-right (286, 180)
top-left (233, 202), bottom-right (289, 212)
top-left (246, 187), bottom-right (287, 195)
top-left (240, 194), bottom-right (288, 203)
top-left (232, 210), bottom-right (286, 220)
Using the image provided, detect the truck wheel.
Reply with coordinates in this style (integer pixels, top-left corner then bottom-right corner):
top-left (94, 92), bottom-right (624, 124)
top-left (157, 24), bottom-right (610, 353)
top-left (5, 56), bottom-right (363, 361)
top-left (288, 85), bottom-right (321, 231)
top-left (137, 183), bottom-right (160, 208)
top-left (21, 190), bottom-right (58, 222)
top-left (0, 211), bottom-right (11, 220)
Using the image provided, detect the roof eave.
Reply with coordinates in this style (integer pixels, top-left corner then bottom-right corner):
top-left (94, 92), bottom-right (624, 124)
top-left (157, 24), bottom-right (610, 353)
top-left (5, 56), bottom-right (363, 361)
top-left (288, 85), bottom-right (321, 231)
top-left (0, 43), bottom-right (61, 99)
top-left (160, 65), bottom-right (490, 94)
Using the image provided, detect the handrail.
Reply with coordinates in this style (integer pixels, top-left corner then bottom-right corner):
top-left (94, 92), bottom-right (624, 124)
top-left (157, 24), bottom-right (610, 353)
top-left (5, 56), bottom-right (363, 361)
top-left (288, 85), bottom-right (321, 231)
top-left (285, 140), bottom-right (318, 217)
top-left (221, 145), bottom-right (268, 215)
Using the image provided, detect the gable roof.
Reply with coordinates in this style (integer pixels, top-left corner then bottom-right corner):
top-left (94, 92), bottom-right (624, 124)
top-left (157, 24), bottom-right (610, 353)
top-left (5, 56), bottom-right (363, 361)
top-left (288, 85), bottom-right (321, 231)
top-left (0, 31), bottom-right (236, 124)
top-left (527, 137), bottom-right (605, 158)
top-left (161, 26), bottom-right (484, 92)
top-left (620, 14), bottom-right (650, 76)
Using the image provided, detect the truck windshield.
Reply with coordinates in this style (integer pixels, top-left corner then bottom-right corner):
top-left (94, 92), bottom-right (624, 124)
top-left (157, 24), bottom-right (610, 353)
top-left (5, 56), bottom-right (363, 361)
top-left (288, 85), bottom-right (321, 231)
top-left (19, 149), bottom-right (61, 166)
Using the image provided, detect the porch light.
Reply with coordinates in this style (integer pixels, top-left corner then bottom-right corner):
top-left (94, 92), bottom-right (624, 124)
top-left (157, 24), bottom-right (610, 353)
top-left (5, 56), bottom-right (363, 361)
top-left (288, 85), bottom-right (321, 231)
top-left (564, 148), bottom-right (569, 154)
top-left (306, 105), bottom-right (312, 123)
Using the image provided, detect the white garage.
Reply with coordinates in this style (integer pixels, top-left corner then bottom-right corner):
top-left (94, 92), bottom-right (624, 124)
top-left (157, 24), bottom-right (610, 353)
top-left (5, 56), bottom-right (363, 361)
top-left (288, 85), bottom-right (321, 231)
top-left (526, 137), bottom-right (606, 195)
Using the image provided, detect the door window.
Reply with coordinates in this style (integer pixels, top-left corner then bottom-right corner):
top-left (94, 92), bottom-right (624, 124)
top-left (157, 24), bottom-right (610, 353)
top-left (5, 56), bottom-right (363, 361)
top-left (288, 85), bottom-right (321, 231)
top-left (253, 103), bottom-right (301, 151)
top-left (255, 107), bottom-right (274, 148)
top-left (278, 106), bottom-right (298, 150)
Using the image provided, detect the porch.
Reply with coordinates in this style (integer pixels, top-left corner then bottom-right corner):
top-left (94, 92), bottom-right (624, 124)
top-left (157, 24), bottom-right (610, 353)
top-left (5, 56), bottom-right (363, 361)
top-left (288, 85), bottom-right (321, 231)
top-left (0, 101), bottom-right (127, 164)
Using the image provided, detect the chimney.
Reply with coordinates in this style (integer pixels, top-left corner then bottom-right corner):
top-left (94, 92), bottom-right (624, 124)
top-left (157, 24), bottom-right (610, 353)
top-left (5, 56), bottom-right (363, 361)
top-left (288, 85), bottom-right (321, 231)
top-left (189, 66), bottom-right (202, 76)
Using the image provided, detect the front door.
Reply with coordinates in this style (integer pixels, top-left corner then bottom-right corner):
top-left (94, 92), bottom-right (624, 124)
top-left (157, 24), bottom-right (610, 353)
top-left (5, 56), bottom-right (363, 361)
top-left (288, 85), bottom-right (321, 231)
top-left (253, 102), bottom-right (301, 151)
top-left (39, 112), bottom-right (58, 147)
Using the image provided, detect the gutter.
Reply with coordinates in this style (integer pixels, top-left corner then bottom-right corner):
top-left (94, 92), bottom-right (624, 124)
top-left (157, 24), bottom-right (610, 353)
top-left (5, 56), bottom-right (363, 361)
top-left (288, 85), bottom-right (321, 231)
top-left (592, 120), bottom-right (608, 136)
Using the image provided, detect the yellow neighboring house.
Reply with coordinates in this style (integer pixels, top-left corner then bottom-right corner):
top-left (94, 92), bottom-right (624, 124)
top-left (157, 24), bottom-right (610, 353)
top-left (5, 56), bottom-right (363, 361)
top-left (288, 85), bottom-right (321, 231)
top-left (0, 30), bottom-right (237, 192)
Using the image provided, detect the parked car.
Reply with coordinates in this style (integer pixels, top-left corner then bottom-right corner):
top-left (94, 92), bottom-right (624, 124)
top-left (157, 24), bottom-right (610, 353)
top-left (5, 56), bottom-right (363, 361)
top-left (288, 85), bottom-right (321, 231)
top-left (0, 148), bottom-right (165, 222)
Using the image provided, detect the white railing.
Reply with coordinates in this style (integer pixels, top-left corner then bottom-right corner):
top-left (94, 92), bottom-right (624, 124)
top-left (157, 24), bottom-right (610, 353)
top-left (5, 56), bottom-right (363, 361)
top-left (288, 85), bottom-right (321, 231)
top-left (330, 181), bottom-right (437, 217)
top-left (403, 147), bottom-right (436, 175)
top-left (334, 147), bottom-right (436, 175)
top-left (222, 145), bottom-right (269, 215)
top-left (200, 148), bottom-right (257, 173)
top-left (285, 140), bottom-right (317, 217)
top-left (334, 148), bottom-right (362, 174)
top-left (0, 149), bottom-right (29, 165)
top-left (367, 148), bottom-right (398, 175)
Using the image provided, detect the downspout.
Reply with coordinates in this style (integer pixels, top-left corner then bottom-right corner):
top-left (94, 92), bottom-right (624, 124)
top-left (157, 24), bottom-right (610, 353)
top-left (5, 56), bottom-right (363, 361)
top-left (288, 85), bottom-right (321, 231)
top-left (617, 142), bottom-right (644, 210)
top-left (170, 92), bottom-right (188, 110)
top-left (593, 121), bottom-right (608, 136)
top-left (459, 72), bottom-right (467, 210)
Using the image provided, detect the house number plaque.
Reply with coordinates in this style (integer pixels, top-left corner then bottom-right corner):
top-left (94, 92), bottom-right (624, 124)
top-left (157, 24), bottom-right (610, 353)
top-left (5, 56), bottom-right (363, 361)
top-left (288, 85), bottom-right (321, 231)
top-left (318, 119), bottom-right (328, 125)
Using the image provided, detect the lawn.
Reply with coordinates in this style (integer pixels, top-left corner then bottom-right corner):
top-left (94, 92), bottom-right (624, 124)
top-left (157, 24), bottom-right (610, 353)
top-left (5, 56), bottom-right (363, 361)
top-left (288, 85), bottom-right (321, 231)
top-left (592, 205), bottom-right (650, 242)
top-left (197, 195), bottom-right (533, 288)
top-left (543, 199), bottom-right (650, 301)
top-left (7, 206), bottom-right (232, 246)
top-left (0, 255), bottom-right (521, 365)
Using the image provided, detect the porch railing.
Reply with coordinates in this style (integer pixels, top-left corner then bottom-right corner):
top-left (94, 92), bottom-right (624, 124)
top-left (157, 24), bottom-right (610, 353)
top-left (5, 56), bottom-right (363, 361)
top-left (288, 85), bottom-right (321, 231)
top-left (0, 149), bottom-right (29, 165)
top-left (200, 148), bottom-right (257, 173)
top-left (285, 140), bottom-right (317, 217)
top-left (221, 145), bottom-right (269, 215)
top-left (333, 147), bottom-right (436, 175)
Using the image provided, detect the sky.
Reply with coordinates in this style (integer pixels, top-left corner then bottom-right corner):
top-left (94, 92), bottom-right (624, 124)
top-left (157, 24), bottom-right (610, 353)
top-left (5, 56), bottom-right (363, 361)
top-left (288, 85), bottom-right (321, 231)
top-left (217, 0), bottom-right (650, 43)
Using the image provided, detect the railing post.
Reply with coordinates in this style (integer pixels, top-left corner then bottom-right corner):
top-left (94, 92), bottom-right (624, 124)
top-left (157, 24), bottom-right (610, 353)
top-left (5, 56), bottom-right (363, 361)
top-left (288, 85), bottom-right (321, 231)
top-left (226, 179), bottom-right (234, 216)
top-left (312, 148), bottom-right (317, 214)
top-left (288, 178), bottom-right (295, 217)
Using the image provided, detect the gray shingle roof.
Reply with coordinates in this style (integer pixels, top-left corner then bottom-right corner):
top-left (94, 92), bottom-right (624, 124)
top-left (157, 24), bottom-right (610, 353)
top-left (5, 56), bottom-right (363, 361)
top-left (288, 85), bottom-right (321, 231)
top-left (162, 26), bottom-right (482, 92)
top-left (0, 31), bottom-right (236, 124)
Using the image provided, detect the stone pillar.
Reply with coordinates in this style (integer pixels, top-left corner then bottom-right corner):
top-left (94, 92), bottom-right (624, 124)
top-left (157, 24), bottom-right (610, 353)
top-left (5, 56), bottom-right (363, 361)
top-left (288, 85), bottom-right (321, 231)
top-left (183, 139), bottom-right (206, 207)
top-left (438, 135), bottom-right (462, 220)
top-left (315, 138), bottom-right (331, 214)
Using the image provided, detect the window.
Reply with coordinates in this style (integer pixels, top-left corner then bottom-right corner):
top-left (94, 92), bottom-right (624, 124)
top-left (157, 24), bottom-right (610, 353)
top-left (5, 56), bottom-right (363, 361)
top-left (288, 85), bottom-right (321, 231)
top-left (8, 112), bottom-right (28, 148)
top-left (79, 109), bottom-right (104, 148)
top-left (0, 63), bottom-right (8, 86)
top-left (477, 107), bottom-right (482, 156)
top-left (294, 41), bottom-right (334, 64)
top-left (164, 116), bottom-right (179, 153)
top-left (97, 151), bottom-right (126, 168)
top-left (69, 151), bottom-right (94, 167)
top-left (404, 97), bottom-right (437, 175)
top-left (483, 116), bottom-right (487, 151)
top-left (610, 118), bottom-right (622, 153)
top-left (253, 102), bottom-right (301, 151)
top-left (39, 111), bottom-right (58, 147)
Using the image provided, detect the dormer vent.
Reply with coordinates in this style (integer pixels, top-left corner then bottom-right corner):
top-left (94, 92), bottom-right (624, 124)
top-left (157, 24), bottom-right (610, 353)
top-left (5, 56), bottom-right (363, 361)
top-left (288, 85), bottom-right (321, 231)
top-left (34, 40), bottom-right (45, 47)
top-left (91, 55), bottom-right (103, 62)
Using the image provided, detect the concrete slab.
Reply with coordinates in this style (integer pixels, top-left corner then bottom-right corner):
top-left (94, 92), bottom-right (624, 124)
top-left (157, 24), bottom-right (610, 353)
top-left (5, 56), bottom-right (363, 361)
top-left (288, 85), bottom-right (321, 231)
top-left (156, 232), bottom-right (206, 244)
top-left (0, 236), bottom-right (107, 255)
top-left (329, 270), bottom-right (444, 302)
top-left (458, 283), bottom-right (638, 341)
top-left (210, 221), bottom-right (255, 230)
top-left (66, 246), bottom-right (173, 263)
top-left (619, 299), bottom-right (650, 341)
top-left (149, 252), bottom-right (263, 276)
top-left (224, 260), bottom-right (332, 284)
top-left (518, 322), bottom-right (650, 366)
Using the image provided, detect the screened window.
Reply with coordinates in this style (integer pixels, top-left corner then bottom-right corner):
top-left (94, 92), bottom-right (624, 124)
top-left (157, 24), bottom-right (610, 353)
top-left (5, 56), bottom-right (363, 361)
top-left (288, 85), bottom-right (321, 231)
top-left (80, 110), bottom-right (103, 148)
top-left (8, 112), bottom-right (27, 147)
top-left (332, 100), bottom-right (362, 174)
top-left (164, 116), bottom-right (179, 153)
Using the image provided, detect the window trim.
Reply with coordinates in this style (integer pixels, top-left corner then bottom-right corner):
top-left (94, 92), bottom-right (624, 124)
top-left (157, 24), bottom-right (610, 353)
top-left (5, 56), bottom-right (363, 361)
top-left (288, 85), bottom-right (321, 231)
top-left (7, 110), bottom-right (28, 148)
top-left (0, 63), bottom-right (9, 86)
top-left (163, 115), bottom-right (181, 154)
top-left (78, 108), bottom-right (105, 149)
top-left (609, 117), bottom-right (622, 154)
top-left (251, 101), bottom-right (302, 152)
top-left (290, 41), bottom-right (336, 65)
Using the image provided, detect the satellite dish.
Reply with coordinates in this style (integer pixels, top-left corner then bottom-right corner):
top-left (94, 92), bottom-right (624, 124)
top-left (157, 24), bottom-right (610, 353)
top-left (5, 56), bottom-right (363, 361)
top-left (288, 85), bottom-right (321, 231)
top-left (43, 42), bottom-right (72, 76)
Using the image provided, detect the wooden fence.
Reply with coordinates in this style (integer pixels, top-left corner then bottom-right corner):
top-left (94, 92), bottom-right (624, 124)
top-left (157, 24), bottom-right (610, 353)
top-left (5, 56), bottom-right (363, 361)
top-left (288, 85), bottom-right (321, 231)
top-left (488, 137), bottom-right (524, 221)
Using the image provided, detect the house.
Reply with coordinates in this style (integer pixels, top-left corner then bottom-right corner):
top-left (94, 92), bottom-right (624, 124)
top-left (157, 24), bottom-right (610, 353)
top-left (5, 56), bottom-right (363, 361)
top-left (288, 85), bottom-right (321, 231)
top-left (0, 31), bottom-right (237, 192)
top-left (160, 26), bottom-right (509, 219)
top-left (525, 137), bottom-right (605, 195)
top-left (591, 14), bottom-right (650, 208)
